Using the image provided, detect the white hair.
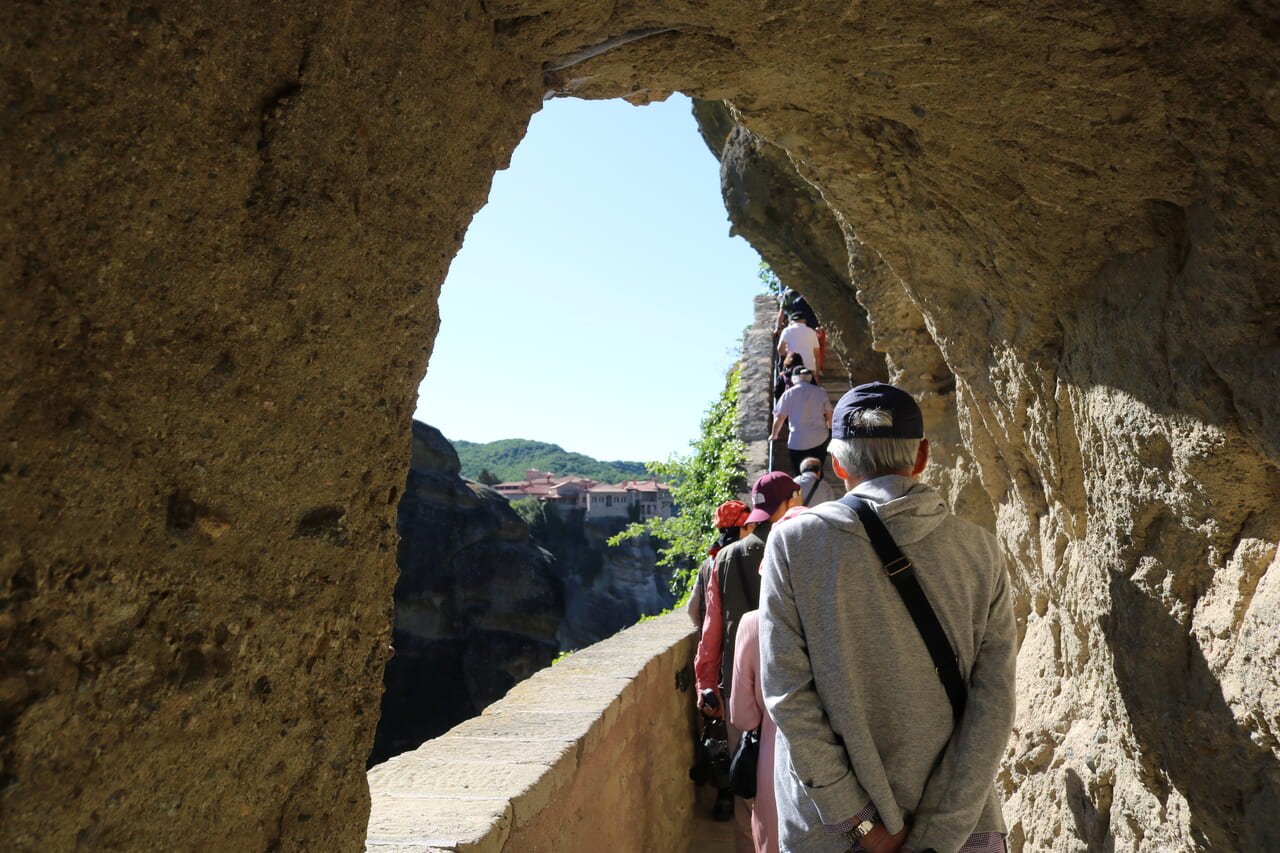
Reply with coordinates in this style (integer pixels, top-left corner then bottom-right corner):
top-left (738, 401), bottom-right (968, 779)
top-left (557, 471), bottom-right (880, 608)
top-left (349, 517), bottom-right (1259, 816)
top-left (828, 409), bottom-right (922, 479)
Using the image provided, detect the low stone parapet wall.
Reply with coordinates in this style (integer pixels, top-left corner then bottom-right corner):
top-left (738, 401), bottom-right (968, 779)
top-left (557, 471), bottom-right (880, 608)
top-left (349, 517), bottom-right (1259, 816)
top-left (366, 612), bottom-right (699, 852)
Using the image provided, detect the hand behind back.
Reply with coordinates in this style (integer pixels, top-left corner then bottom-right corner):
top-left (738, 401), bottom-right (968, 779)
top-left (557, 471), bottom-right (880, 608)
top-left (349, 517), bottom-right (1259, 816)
top-left (857, 822), bottom-right (910, 853)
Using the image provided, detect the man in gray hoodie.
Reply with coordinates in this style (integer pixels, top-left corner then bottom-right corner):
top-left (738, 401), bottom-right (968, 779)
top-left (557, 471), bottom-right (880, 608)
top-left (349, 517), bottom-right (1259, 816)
top-left (760, 383), bottom-right (1016, 853)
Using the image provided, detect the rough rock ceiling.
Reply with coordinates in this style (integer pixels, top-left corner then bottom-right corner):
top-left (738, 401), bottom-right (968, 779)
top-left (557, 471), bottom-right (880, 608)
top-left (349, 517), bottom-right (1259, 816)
top-left (2, 1), bottom-right (1277, 850)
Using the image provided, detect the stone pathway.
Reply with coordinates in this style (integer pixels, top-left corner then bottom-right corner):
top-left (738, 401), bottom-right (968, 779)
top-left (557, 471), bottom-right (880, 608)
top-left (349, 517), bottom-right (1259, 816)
top-left (741, 296), bottom-right (856, 487)
top-left (687, 785), bottom-right (736, 853)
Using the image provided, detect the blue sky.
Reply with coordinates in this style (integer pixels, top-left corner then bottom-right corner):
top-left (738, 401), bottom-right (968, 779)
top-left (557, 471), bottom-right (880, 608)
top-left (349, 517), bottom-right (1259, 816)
top-left (413, 94), bottom-right (765, 465)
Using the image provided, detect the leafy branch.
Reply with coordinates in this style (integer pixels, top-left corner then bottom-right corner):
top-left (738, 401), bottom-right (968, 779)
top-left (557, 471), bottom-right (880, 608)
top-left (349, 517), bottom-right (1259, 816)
top-left (608, 366), bottom-right (747, 596)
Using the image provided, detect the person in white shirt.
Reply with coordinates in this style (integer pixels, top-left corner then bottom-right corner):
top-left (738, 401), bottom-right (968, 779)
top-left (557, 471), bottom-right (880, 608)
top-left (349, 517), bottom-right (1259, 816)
top-left (778, 312), bottom-right (821, 377)
top-left (771, 367), bottom-right (832, 473)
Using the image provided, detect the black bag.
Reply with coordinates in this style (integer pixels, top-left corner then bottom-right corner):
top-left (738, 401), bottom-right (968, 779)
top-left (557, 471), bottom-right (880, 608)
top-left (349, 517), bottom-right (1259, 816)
top-left (728, 727), bottom-right (760, 798)
top-left (691, 716), bottom-right (732, 789)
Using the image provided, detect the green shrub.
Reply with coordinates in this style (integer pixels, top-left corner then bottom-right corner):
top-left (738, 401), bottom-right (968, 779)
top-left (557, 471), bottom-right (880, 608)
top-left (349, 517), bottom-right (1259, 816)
top-left (609, 366), bottom-right (746, 596)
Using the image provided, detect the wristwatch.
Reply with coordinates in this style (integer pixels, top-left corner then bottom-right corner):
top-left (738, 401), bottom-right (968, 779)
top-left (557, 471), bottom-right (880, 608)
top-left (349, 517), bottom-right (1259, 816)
top-left (844, 819), bottom-right (875, 848)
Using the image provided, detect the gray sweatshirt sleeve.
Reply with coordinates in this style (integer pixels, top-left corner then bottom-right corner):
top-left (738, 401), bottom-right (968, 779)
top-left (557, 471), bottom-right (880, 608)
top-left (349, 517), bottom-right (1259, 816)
top-left (760, 533), bottom-right (870, 825)
top-left (907, 548), bottom-right (1018, 852)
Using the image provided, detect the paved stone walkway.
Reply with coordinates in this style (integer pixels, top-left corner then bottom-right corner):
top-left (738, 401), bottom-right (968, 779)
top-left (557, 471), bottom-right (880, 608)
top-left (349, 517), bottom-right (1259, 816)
top-left (688, 785), bottom-right (736, 853)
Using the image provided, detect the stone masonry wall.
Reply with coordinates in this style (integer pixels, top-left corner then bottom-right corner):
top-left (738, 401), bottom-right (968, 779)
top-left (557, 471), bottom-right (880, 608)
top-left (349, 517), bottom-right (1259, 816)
top-left (366, 612), bottom-right (698, 852)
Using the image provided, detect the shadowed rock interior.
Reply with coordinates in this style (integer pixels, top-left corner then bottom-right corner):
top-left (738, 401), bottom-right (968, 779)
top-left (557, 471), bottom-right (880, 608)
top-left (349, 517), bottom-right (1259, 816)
top-left (2, 1), bottom-right (1277, 850)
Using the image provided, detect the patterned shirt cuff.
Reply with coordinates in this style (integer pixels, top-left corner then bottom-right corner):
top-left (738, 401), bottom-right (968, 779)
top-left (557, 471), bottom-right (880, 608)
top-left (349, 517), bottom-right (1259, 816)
top-left (824, 803), bottom-right (878, 834)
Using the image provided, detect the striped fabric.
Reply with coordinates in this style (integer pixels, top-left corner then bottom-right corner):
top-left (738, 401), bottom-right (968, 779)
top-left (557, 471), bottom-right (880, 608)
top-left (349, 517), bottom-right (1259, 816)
top-left (826, 804), bottom-right (1005, 853)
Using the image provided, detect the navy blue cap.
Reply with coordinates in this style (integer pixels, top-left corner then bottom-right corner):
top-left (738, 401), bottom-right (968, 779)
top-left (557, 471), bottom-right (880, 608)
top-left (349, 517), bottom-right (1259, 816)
top-left (831, 383), bottom-right (924, 439)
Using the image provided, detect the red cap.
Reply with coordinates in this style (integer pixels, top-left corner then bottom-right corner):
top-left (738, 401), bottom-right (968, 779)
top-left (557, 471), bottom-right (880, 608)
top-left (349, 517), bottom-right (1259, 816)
top-left (714, 500), bottom-right (750, 529)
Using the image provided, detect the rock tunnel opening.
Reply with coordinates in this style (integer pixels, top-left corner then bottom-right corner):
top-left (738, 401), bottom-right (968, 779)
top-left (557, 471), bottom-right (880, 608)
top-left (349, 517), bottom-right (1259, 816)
top-left (4, 3), bottom-right (1279, 850)
top-left (374, 93), bottom-right (771, 765)
top-left (411, 94), bottom-right (763, 467)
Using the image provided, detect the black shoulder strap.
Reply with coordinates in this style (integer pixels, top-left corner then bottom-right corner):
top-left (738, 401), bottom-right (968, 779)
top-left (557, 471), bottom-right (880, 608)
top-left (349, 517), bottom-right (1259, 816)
top-left (839, 493), bottom-right (968, 721)
top-left (802, 476), bottom-right (820, 506)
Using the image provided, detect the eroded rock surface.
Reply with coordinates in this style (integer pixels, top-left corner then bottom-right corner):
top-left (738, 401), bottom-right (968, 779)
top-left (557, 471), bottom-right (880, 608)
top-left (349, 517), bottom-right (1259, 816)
top-left (371, 422), bottom-right (561, 766)
top-left (699, 103), bottom-right (994, 529)
top-left (3, 1), bottom-right (1278, 850)
top-left (373, 423), bottom-right (674, 764)
top-left (553, 517), bottom-right (676, 652)
top-left (693, 99), bottom-right (885, 388)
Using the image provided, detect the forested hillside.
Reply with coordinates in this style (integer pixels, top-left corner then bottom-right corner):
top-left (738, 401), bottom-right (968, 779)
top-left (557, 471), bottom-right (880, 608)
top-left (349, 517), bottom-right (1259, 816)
top-left (450, 435), bottom-right (651, 484)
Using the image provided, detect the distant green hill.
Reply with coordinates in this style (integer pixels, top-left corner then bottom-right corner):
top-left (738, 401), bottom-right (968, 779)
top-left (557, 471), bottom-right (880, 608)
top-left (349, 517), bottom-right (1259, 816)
top-left (451, 437), bottom-right (652, 485)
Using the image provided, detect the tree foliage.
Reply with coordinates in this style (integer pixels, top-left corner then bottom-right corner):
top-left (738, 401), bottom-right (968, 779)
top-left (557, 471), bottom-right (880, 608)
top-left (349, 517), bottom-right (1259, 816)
top-left (451, 438), bottom-right (650, 484)
top-left (609, 366), bottom-right (747, 596)
top-left (759, 261), bottom-right (784, 298)
top-left (511, 496), bottom-right (567, 541)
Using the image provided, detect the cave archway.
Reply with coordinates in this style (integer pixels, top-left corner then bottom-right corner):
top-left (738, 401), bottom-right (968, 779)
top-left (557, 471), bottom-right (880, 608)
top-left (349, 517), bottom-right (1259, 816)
top-left (375, 92), bottom-right (771, 765)
top-left (4, 2), bottom-right (1278, 850)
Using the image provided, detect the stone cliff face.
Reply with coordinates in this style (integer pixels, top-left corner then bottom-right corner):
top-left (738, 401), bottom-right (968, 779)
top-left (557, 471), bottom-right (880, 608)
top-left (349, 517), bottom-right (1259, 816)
top-left (372, 423), bottom-right (675, 764)
top-left (3, 1), bottom-right (1277, 851)
top-left (692, 99), bottom-right (885, 389)
top-left (370, 422), bottom-right (562, 765)
top-left (552, 517), bottom-right (676, 652)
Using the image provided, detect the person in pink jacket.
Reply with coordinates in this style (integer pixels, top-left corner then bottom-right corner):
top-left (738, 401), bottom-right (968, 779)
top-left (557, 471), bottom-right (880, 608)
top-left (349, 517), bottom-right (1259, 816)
top-left (728, 504), bottom-right (806, 853)
top-left (731, 610), bottom-right (779, 853)
top-left (696, 473), bottom-right (801, 852)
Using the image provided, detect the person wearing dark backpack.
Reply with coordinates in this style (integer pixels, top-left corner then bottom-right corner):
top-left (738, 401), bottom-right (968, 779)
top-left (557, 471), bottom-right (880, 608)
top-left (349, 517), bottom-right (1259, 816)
top-left (760, 383), bottom-right (1016, 853)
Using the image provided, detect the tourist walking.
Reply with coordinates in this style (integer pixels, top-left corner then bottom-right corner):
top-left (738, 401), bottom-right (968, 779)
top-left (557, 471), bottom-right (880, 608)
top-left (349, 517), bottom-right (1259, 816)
top-left (688, 499), bottom-right (752, 822)
top-left (777, 312), bottom-right (821, 377)
top-left (774, 287), bottom-right (819, 333)
top-left (696, 471), bottom-right (802, 853)
top-left (727, 503), bottom-right (809, 853)
top-left (774, 288), bottom-right (825, 376)
top-left (774, 351), bottom-right (806, 401)
top-left (793, 456), bottom-right (834, 507)
top-left (771, 367), bottom-right (832, 474)
top-left (687, 499), bottom-right (750, 627)
top-left (760, 383), bottom-right (1017, 853)
top-left (730, 610), bottom-right (779, 853)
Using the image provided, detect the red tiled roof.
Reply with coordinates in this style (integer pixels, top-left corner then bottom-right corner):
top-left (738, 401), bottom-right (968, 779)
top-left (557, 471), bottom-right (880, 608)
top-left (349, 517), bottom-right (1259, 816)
top-left (618, 479), bottom-right (670, 493)
top-left (494, 473), bottom-right (600, 498)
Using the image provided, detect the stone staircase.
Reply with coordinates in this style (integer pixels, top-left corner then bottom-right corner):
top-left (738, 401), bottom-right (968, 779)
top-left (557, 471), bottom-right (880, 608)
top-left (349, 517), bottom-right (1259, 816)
top-left (744, 295), bottom-right (856, 484)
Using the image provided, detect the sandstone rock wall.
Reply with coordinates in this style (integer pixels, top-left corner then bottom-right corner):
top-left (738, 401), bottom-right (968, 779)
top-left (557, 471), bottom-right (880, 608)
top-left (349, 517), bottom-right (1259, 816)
top-left (3, 1), bottom-right (1277, 851)
top-left (693, 99), bottom-right (886, 389)
top-left (3, 1), bottom-right (543, 849)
